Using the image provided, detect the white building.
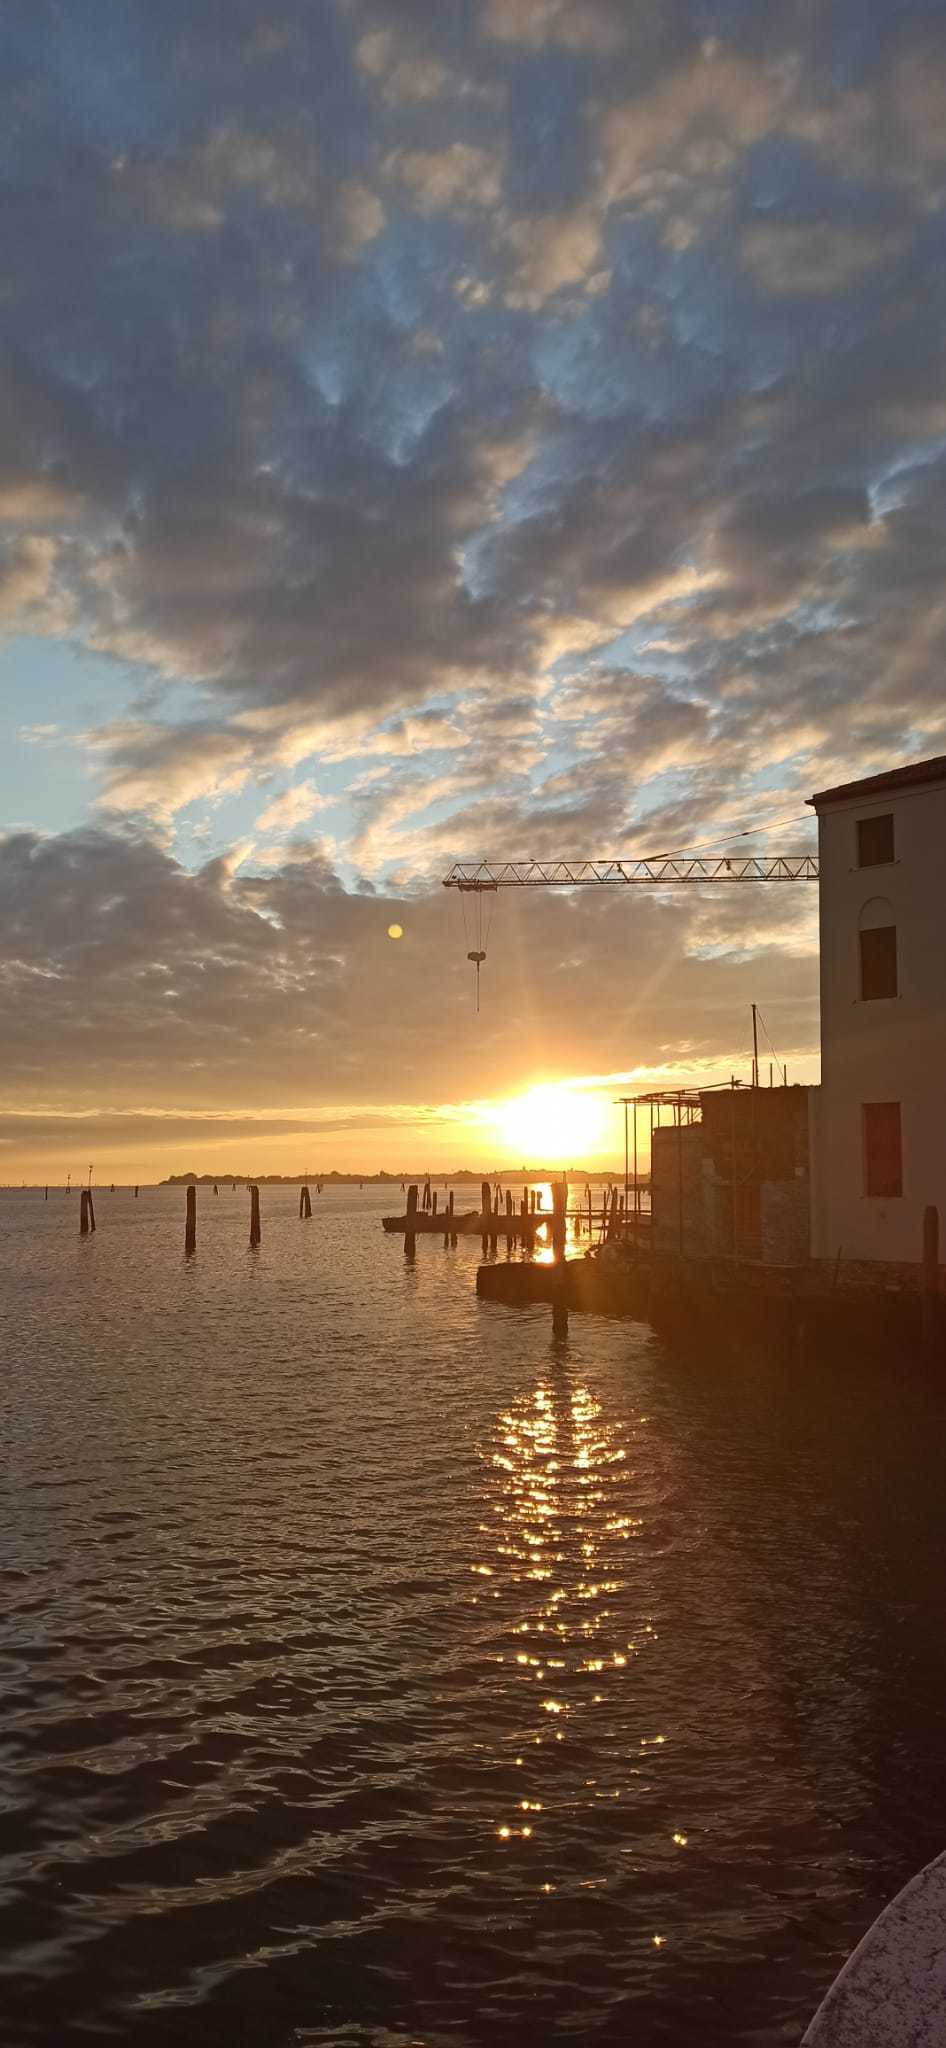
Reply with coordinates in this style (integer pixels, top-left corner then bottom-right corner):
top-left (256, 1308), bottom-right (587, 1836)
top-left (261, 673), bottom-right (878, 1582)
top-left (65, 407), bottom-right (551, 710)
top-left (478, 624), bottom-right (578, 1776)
top-left (808, 754), bottom-right (946, 1266)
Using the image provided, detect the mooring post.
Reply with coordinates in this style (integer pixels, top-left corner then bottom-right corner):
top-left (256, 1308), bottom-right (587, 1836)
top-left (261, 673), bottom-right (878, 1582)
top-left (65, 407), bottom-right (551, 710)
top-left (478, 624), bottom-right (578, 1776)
top-left (406, 1182), bottom-right (418, 1260)
top-left (552, 1177), bottom-right (567, 1263)
top-left (432, 1191), bottom-right (438, 1215)
top-left (300, 1184), bottom-right (312, 1218)
top-left (80, 1189), bottom-right (89, 1235)
top-left (449, 1188), bottom-right (456, 1247)
top-left (249, 1184), bottom-right (261, 1247)
top-left (185, 1184), bottom-right (197, 1255)
top-left (551, 1176), bottom-right (569, 1336)
top-left (922, 1204), bottom-right (940, 1363)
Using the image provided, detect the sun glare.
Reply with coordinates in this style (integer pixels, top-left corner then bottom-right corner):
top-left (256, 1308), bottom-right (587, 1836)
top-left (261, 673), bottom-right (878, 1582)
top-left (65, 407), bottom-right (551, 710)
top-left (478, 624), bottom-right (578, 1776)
top-left (492, 1086), bottom-right (609, 1164)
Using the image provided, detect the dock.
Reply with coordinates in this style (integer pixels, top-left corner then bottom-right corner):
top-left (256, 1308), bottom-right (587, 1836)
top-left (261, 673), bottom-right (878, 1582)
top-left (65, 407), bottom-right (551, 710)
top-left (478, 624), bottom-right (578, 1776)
top-left (382, 1178), bottom-right (643, 1251)
top-left (475, 1247), bottom-right (941, 1363)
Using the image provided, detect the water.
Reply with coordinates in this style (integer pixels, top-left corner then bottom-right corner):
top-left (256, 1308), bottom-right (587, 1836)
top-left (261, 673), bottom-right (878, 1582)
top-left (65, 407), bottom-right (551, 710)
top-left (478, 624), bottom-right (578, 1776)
top-left (3, 1184), bottom-right (946, 2047)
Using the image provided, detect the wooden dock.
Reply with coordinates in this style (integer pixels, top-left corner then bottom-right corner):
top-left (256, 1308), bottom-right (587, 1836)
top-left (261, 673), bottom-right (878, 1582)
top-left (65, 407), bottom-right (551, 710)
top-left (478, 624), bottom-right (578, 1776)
top-left (382, 1177), bottom-right (647, 1249)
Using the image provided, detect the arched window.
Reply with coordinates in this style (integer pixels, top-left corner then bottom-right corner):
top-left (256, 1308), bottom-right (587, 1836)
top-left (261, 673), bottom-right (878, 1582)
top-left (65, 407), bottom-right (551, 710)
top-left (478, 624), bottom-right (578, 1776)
top-left (858, 896), bottom-right (897, 1000)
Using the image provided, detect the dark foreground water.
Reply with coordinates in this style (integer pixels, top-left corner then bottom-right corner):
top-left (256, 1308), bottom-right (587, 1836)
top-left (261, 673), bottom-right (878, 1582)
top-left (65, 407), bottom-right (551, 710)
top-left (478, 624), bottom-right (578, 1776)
top-left (2, 1185), bottom-right (946, 2047)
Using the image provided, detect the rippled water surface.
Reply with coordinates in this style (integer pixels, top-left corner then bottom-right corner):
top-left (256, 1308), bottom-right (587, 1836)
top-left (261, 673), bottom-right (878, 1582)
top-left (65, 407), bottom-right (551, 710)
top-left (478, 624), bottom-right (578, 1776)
top-left (3, 1184), bottom-right (946, 2046)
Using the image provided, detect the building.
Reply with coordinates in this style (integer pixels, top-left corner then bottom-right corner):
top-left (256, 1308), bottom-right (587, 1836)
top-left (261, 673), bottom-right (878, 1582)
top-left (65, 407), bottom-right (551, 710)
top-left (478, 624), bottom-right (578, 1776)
top-left (649, 1084), bottom-right (812, 1266)
top-left (808, 754), bottom-right (946, 1269)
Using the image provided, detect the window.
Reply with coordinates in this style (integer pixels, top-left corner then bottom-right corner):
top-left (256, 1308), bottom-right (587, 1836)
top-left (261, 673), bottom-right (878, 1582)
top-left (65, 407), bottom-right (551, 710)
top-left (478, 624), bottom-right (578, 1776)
top-left (859, 923), bottom-right (897, 1000)
top-left (857, 813), bottom-right (894, 866)
top-left (863, 1102), bottom-right (902, 1197)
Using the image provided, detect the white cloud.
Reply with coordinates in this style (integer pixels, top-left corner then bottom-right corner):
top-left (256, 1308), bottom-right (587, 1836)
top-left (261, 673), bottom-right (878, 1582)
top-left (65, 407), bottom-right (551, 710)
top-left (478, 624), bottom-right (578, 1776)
top-left (255, 781), bottom-right (324, 834)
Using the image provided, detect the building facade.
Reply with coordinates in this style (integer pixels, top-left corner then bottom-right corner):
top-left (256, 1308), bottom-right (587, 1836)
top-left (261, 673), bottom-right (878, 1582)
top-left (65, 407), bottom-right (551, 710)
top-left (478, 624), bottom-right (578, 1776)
top-left (809, 756), bottom-right (946, 1266)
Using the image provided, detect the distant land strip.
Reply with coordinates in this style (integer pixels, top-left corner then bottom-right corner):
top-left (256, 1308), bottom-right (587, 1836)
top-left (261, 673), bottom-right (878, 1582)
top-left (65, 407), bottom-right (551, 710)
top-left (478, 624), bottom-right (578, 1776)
top-left (160, 1169), bottom-right (650, 1187)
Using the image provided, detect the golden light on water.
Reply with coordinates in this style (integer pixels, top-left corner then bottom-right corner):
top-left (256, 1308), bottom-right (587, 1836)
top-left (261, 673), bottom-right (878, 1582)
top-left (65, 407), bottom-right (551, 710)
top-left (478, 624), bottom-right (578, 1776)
top-left (387, 923), bottom-right (404, 939)
top-left (473, 1374), bottom-right (668, 1889)
top-left (490, 1085), bottom-right (609, 1162)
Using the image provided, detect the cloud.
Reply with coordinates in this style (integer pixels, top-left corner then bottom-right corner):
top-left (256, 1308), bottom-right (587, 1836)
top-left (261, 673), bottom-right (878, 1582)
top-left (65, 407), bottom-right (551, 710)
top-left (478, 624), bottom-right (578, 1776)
top-left (481, 0), bottom-right (627, 55)
top-left (0, 537), bottom-right (59, 624)
top-left (384, 143), bottom-right (503, 214)
top-left (255, 781), bottom-right (324, 833)
top-left (84, 720), bottom-right (257, 821)
top-left (356, 26), bottom-right (448, 103)
top-left (334, 178), bottom-right (385, 254)
top-left (743, 222), bottom-right (902, 295)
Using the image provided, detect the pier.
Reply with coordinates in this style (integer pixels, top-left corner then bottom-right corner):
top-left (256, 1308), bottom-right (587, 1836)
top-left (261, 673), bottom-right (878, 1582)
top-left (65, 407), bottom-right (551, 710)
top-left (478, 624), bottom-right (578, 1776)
top-left (475, 1241), bottom-right (945, 1365)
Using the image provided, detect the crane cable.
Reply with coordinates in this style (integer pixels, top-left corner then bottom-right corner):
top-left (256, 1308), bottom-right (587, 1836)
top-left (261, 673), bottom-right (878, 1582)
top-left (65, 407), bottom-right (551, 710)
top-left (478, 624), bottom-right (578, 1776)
top-left (754, 1006), bottom-right (788, 1085)
top-left (644, 811), bottom-right (812, 860)
top-left (459, 882), bottom-right (495, 1013)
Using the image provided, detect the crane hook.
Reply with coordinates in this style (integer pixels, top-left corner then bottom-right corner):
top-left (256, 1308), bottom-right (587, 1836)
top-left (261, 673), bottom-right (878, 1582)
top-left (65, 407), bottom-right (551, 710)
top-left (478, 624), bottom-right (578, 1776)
top-left (467, 949), bottom-right (486, 1012)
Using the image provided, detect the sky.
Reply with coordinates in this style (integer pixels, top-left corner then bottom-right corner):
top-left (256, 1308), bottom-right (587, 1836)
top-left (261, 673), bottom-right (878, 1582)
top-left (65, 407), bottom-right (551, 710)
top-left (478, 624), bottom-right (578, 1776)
top-left (2, 0), bottom-right (945, 1180)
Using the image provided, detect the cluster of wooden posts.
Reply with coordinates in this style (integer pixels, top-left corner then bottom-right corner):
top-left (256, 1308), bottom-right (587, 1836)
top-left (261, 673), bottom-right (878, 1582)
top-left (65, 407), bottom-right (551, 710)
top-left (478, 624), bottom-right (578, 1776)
top-left (405, 1179), bottom-right (548, 1254)
top-left (70, 1181), bottom-right (298, 1253)
top-left (403, 1176), bottom-right (641, 1251)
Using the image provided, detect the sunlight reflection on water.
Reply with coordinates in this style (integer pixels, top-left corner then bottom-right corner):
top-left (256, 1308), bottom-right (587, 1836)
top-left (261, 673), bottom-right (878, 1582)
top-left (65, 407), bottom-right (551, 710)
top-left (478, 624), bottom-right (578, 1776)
top-left (3, 1183), bottom-right (946, 2045)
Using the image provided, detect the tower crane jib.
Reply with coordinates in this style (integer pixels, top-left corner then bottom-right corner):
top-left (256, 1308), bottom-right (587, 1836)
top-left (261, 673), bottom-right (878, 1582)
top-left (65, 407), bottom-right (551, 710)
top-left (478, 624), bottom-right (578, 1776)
top-left (442, 853), bottom-right (819, 1006)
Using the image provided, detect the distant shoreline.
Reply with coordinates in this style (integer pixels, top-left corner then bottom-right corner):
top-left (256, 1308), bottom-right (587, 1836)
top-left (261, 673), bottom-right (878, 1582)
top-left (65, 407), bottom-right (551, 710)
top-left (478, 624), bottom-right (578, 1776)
top-left (159, 1168), bottom-right (648, 1187)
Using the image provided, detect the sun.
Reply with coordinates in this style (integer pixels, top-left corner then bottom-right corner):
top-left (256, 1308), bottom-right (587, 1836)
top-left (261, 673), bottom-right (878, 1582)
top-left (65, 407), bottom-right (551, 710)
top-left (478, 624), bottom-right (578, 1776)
top-left (492, 1085), bottom-right (610, 1165)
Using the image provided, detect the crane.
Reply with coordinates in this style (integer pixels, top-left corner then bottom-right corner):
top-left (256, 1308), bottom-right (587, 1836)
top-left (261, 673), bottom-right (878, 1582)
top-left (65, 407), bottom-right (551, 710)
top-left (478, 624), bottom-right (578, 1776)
top-left (442, 852), bottom-right (819, 1006)
top-left (443, 854), bottom-right (818, 889)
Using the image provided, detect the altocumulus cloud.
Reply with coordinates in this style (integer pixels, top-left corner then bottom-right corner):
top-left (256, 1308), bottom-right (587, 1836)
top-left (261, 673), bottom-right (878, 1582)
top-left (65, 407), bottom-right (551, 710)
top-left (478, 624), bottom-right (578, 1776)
top-left (1, 0), bottom-right (945, 1146)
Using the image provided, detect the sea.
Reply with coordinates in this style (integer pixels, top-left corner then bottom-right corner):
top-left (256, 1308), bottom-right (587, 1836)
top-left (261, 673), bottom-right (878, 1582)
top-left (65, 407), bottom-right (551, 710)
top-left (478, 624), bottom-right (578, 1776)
top-left (3, 1181), bottom-right (946, 2047)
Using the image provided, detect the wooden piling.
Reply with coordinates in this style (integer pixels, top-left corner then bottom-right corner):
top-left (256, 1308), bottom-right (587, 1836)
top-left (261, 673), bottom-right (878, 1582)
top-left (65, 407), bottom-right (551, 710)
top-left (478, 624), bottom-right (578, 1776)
top-left (406, 1182), bottom-right (418, 1259)
top-left (922, 1205), bottom-right (940, 1363)
top-left (185, 1184), bottom-right (197, 1255)
top-left (449, 1188), bottom-right (456, 1247)
top-left (300, 1184), bottom-right (312, 1218)
top-left (552, 1177), bottom-right (567, 1263)
top-left (80, 1188), bottom-right (95, 1235)
top-left (432, 1191), bottom-right (438, 1215)
top-left (249, 1184), bottom-right (261, 1246)
top-left (551, 1177), bottom-right (569, 1336)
